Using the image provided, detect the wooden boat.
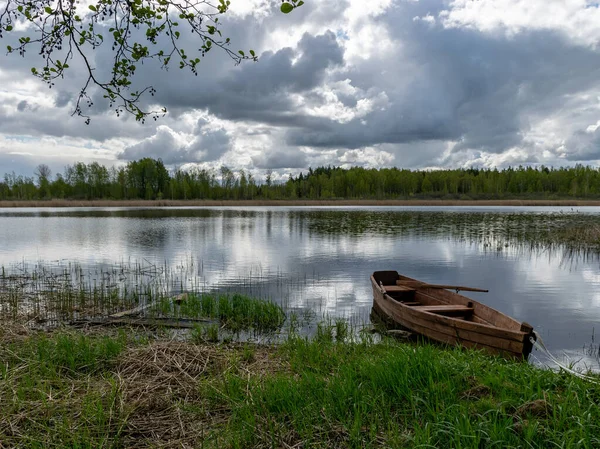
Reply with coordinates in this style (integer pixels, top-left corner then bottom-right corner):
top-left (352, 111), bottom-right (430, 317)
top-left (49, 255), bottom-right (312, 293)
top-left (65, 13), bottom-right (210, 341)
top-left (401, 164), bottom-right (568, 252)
top-left (371, 270), bottom-right (536, 360)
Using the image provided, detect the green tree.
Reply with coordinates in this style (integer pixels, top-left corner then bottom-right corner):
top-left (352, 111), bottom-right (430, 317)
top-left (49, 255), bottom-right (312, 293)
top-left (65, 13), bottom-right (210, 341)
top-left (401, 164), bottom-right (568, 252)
top-left (0, 0), bottom-right (303, 122)
top-left (421, 174), bottom-right (433, 194)
top-left (50, 173), bottom-right (68, 198)
top-left (34, 164), bottom-right (52, 199)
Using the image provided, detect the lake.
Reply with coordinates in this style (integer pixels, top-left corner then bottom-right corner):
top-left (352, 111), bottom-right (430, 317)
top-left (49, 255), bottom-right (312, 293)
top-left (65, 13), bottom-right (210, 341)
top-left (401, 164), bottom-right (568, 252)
top-left (1, 205), bottom-right (599, 369)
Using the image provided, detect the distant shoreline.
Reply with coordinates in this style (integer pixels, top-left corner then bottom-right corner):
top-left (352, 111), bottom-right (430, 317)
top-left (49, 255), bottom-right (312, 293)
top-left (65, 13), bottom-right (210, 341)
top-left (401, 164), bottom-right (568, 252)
top-left (2, 198), bottom-right (600, 208)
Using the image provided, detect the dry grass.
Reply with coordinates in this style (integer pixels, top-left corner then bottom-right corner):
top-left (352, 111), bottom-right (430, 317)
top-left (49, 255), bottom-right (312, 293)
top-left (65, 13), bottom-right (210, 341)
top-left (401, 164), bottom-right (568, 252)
top-left (0, 322), bottom-right (32, 345)
top-left (3, 198), bottom-right (600, 208)
top-left (0, 327), bottom-right (289, 449)
top-left (116, 341), bottom-right (288, 448)
top-left (553, 223), bottom-right (600, 244)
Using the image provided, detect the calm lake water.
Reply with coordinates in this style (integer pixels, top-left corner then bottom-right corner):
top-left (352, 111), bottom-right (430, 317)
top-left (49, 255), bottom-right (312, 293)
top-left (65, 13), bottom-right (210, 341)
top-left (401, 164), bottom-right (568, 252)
top-left (1, 206), bottom-right (599, 369)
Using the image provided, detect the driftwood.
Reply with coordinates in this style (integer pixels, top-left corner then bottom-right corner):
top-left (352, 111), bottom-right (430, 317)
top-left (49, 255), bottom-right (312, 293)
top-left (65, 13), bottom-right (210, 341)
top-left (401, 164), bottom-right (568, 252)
top-left (70, 316), bottom-right (217, 329)
top-left (70, 293), bottom-right (212, 329)
top-left (109, 293), bottom-right (189, 318)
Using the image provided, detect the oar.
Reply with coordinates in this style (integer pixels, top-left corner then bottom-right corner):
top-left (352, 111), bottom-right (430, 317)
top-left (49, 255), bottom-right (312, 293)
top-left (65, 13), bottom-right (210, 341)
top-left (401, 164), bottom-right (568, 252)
top-left (396, 280), bottom-right (488, 293)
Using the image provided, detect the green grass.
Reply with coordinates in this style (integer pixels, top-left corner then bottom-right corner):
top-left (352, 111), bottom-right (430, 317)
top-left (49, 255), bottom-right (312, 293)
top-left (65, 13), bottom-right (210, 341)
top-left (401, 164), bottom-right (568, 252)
top-left (153, 292), bottom-right (286, 333)
top-left (2, 329), bottom-right (599, 448)
top-left (2, 331), bottom-right (127, 376)
top-left (0, 330), bottom-right (129, 448)
top-left (208, 337), bottom-right (600, 448)
top-left (0, 260), bottom-right (172, 323)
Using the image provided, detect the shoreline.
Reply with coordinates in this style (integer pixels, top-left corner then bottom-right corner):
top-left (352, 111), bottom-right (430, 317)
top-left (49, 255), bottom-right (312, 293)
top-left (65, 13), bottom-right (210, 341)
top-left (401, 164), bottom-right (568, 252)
top-left (1, 325), bottom-right (598, 447)
top-left (3, 198), bottom-right (600, 208)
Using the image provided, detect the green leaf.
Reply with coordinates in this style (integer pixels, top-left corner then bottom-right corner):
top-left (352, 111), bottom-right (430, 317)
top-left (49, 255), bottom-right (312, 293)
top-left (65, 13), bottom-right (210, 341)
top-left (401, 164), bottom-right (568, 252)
top-left (6, 46), bottom-right (11, 52)
top-left (280, 2), bottom-right (294, 13)
top-left (89, 5), bottom-right (97, 11)
top-left (5, 25), bottom-right (12, 31)
top-left (44, 6), bottom-right (53, 14)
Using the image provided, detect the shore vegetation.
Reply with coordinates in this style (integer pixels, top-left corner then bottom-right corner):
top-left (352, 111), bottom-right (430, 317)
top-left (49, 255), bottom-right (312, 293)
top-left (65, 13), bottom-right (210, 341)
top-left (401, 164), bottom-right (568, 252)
top-left (1, 259), bottom-right (599, 447)
top-left (4, 160), bottom-right (600, 202)
top-left (1, 325), bottom-right (599, 448)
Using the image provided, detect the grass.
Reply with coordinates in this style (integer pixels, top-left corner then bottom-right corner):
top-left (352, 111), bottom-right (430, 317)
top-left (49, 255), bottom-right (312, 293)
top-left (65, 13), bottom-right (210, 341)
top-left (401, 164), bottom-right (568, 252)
top-left (0, 328), bottom-right (129, 447)
top-left (217, 337), bottom-right (600, 448)
top-left (306, 209), bottom-right (600, 253)
top-left (550, 223), bottom-right (600, 246)
top-left (0, 260), bottom-right (173, 323)
top-left (152, 293), bottom-right (286, 333)
top-left (1, 327), bottom-right (599, 448)
top-left (0, 260), bottom-right (290, 336)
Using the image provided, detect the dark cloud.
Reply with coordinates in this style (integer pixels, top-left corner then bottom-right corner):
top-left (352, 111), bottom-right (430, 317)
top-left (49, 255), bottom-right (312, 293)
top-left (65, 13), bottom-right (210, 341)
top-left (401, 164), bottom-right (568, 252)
top-left (147, 30), bottom-right (344, 126)
top-left (54, 91), bottom-right (73, 108)
top-left (0, 104), bottom-right (152, 142)
top-left (563, 128), bottom-right (600, 161)
top-left (285, 2), bottom-right (600, 158)
top-left (187, 129), bottom-right (231, 162)
top-left (0, 152), bottom-right (40, 178)
top-left (118, 125), bottom-right (231, 164)
top-left (252, 148), bottom-right (307, 169)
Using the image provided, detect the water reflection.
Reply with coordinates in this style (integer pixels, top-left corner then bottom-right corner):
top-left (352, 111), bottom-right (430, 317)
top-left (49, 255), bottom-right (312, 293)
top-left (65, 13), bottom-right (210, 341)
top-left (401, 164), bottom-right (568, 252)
top-left (0, 206), bottom-right (599, 368)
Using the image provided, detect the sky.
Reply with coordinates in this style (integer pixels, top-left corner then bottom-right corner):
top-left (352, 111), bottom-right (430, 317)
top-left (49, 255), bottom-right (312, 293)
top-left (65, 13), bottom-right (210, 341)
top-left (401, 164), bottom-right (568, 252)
top-left (3, 0), bottom-right (600, 180)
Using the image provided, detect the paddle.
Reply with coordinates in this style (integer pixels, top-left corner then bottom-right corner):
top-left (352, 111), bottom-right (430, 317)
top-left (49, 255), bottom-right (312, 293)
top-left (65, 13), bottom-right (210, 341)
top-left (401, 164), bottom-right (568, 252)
top-left (396, 280), bottom-right (488, 293)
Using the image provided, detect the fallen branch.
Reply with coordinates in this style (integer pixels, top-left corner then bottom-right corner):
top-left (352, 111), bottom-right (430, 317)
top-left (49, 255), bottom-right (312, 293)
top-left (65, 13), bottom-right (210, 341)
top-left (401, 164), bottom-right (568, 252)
top-left (70, 316), bottom-right (216, 329)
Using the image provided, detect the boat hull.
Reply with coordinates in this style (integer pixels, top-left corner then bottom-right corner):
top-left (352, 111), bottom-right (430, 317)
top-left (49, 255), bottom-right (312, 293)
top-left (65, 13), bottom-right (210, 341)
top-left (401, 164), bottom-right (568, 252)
top-left (371, 271), bottom-right (535, 360)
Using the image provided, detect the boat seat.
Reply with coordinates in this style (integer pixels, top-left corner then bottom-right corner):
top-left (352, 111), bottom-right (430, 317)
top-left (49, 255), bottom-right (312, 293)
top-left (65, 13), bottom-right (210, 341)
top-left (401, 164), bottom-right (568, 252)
top-left (383, 285), bottom-right (417, 302)
top-left (413, 305), bottom-right (474, 317)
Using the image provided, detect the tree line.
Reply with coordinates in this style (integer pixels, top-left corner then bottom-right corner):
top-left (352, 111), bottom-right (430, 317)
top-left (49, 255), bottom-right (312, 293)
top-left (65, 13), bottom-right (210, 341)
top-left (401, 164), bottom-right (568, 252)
top-left (2, 158), bottom-right (600, 201)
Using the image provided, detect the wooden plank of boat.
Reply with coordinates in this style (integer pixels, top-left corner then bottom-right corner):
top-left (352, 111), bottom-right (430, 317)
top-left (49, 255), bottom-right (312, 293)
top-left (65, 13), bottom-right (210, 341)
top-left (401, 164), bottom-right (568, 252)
top-left (412, 304), bottom-right (474, 316)
top-left (417, 288), bottom-right (519, 330)
top-left (390, 294), bottom-right (525, 342)
top-left (395, 309), bottom-right (524, 354)
top-left (373, 303), bottom-right (523, 359)
top-left (396, 317), bottom-right (522, 357)
top-left (396, 277), bottom-right (521, 330)
top-left (375, 297), bottom-right (525, 354)
top-left (383, 285), bottom-right (417, 293)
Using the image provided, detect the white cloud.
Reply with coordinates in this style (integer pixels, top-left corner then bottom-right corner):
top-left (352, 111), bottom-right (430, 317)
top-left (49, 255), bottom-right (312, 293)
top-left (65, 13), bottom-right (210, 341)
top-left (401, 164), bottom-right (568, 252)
top-left (439, 0), bottom-right (600, 48)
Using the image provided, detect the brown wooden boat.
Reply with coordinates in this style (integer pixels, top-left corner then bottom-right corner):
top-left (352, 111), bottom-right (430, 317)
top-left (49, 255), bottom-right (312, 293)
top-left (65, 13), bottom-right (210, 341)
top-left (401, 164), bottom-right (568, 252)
top-left (371, 270), bottom-right (536, 360)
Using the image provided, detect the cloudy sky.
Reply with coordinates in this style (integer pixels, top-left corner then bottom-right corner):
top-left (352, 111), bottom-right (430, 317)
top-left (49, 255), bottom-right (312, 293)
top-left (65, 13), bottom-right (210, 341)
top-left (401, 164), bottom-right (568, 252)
top-left (3, 0), bottom-right (600, 180)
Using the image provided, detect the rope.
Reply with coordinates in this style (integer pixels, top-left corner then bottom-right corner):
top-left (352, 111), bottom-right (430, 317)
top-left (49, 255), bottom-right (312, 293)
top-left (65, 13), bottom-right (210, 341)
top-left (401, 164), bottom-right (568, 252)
top-left (531, 331), bottom-right (600, 384)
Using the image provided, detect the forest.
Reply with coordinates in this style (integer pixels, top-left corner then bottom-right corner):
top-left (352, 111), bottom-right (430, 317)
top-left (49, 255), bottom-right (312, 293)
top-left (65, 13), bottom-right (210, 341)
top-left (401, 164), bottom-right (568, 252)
top-left (2, 158), bottom-right (600, 201)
